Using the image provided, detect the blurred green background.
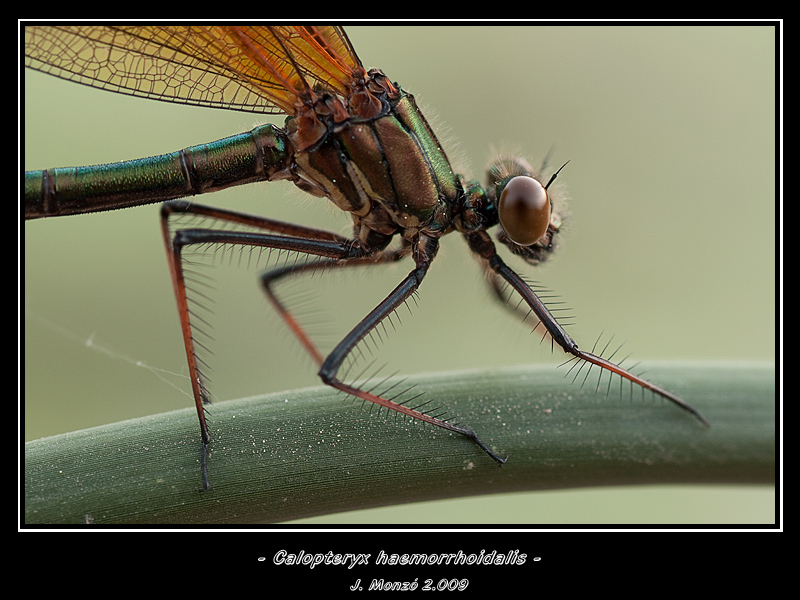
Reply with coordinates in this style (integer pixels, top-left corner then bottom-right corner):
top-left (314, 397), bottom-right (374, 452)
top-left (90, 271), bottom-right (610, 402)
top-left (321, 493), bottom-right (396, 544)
top-left (23, 25), bottom-right (775, 524)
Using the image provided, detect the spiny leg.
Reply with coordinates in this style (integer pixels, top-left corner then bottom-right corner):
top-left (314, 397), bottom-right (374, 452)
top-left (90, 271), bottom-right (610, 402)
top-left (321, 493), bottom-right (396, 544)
top-left (484, 269), bottom-right (574, 346)
top-left (261, 244), bottom-right (411, 367)
top-left (262, 234), bottom-right (508, 465)
top-left (466, 230), bottom-right (710, 428)
top-left (160, 200), bottom-right (362, 489)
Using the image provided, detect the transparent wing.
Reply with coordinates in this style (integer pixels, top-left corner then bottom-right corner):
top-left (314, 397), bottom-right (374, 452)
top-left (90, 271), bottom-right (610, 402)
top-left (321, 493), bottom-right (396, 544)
top-left (24, 25), bottom-right (363, 115)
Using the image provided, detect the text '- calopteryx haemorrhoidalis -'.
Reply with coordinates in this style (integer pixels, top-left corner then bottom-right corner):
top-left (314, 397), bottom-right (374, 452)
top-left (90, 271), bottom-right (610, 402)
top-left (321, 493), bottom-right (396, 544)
top-left (24, 26), bottom-right (709, 490)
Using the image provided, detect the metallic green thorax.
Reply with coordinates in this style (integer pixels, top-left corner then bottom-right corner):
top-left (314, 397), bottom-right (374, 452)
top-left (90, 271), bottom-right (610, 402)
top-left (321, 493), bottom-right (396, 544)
top-left (291, 78), bottom-right (459, 248)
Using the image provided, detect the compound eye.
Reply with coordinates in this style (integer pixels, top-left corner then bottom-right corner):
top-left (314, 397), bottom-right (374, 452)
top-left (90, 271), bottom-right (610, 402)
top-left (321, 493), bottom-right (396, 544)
top-left (498, 176), bottom-right (551, 246)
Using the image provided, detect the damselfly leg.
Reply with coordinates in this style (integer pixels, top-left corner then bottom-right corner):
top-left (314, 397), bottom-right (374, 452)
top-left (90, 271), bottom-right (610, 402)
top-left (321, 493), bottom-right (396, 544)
top-left (162, 200), bottom-right (506, 489)
top-left (465, 228), bottom-right (711, 429)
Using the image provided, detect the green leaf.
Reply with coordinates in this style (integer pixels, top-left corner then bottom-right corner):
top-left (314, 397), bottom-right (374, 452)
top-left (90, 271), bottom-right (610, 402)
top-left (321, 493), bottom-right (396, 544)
top-left (24, 361), bottom-right (774, 524)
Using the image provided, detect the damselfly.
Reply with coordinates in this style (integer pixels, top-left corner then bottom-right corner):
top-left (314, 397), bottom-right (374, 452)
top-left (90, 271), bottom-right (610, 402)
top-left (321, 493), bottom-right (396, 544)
top-left (24, 26), bottom-right (709, 490)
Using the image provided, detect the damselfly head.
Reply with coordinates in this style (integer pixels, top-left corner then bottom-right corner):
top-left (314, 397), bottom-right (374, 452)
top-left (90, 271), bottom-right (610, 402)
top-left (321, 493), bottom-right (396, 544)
top-left (487, 156), bottom-right (566, 265)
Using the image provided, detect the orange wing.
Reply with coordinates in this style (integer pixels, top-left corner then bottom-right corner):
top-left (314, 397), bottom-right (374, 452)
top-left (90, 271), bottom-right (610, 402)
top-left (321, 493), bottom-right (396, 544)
top-left (24, 25), bottom-right (364, 115)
